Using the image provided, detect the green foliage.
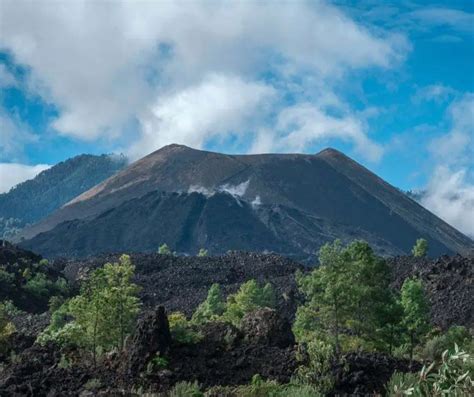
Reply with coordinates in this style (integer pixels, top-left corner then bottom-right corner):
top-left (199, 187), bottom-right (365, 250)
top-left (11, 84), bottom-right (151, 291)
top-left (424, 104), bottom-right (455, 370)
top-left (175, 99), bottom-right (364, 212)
top-left (204, 376), bottom-right (322, 396)
top-left (37, 255), bottom-right (141, 361)
top-left (294, 240), bottom-right (400, 354)
top-left (0, 267), bottom-right (15, 288)
top-left (223, 280), bottom-right (275, 326)
top-left (420, 326), bottom-right (473, 362)
top-left (169, 380), bottom-right (204, 397)
top-left (39, 259), bottom-right (49, 267)
top-left (400, 277), bottom-right (431, 359)
top-left (294, 340), bottom-right (335, 395)
top-left (84, 378), bottom-right (102, 391)
top-left (198, 248), bottom-right (208, 257)
top-left (158, 243), bottom-right (172, 255)
top-left (386, 345), bottom-right (474, 396)
top-left (412, 238), bottom-right (428, 258)
top-left (169, 312), bottom-right (202, 344)
top-left (146, 354), bottom-right (169, 374)
top-left (192, 284), bottom-right (225, 324)
top-left (23, 273), bottom-right (69, 298)
top-left (0, 302), bottom-right (16, 354)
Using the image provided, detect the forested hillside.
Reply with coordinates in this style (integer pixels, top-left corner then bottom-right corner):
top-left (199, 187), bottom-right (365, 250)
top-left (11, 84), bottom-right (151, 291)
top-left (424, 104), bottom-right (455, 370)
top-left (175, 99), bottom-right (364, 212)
top-left (0, 154), bottom-right (126, 239)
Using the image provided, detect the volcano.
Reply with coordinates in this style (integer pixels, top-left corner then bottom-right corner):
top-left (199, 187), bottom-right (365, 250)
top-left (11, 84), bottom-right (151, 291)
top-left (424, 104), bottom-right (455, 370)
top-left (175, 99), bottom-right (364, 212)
top-left (19, 144), bottom-right (473, 259)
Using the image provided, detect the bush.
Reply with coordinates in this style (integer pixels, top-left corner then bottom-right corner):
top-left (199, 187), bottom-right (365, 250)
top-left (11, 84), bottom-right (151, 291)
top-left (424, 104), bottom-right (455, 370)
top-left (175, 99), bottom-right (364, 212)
top-left (146, 353), bottom-right (169, 374)
top-left (386, 345), bottom-right (474, 396)
top-left (0, 302), bottom-right (16, 354)
top-left (170, 380), bottom-right (204, 397)
top-left (223, 280), bottom-right (275, 326)
top-left (158, 243), bottom-right (172, 255)
top-left (169, 312), bottom-right (202, 344)
top-left (294, 340), bottom-right (335, 395)
top-left (421, 326), bottom-right (473, 362)
top-left (412, 238), bottom-right (428, 258)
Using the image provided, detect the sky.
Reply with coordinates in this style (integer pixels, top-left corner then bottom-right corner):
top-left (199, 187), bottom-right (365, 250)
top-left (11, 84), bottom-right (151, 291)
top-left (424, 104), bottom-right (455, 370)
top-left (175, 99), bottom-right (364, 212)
top-left (0, 0), bottom-right (473, 236)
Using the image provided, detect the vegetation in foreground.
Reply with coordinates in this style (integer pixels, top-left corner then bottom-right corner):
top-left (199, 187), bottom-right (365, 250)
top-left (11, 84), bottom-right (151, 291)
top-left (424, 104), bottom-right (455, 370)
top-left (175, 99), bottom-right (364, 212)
top-left (1, 239), bottom-right (473, 396)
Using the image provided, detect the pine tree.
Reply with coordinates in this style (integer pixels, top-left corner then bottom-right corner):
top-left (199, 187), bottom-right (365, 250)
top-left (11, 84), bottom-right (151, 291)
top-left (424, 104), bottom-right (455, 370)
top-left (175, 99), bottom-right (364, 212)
top-left (400, 277), bottom-right (431, 360)
top-left (192, 283), bottom-right (225, 324)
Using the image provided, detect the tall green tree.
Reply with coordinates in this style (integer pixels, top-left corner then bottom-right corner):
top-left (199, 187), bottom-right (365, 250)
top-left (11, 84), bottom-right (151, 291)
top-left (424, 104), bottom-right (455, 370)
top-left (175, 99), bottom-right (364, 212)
top-left (294, 240), bottom-right (356, 354)
top-left (294, 240), bottom-right (404, 354)
top-left (400, 277), bottom-right (431, 360)
top-left (192, 283), bottom-right (225, 324)
top-left (412, 238), bottom-right (428, 258)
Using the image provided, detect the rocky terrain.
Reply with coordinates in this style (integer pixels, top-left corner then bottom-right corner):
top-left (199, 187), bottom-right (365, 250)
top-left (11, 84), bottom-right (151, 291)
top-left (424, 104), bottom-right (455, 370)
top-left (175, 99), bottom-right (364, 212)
top-left (0, 242), bottom-right (472, 396)
top-left (19, 145), bottom-right (474, 259)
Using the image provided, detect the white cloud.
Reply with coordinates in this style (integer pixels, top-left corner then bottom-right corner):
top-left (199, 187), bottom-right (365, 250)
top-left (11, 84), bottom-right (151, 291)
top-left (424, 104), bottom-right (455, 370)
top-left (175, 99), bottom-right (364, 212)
top-left (0, 108), bottom-right (38, 161)
top-left (421, 93), bottom-right (474, 237)
top-left (251, 103), bottom-right (384, 162)
top-left (428, 93), bottom-right (474, 167)
top-left (421, 167), bottom-right (474, 238)
top-left (130, 74), bottom-right (276, 159)
top-left (0, 163), bottom-right (50, 193)
top-left (409, 8), bottom-right (474, 33)
top-left (0, 0), bottom-right (407, 158)
top-left (412, 84), bottom-right (456, 104)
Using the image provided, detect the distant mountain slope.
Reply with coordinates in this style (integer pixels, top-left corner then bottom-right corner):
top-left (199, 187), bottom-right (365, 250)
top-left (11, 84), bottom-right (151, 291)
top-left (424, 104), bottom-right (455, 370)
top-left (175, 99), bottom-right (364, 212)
top-left (19, 145), bottom-right (473, 258)
top-left (0, 154), bottom-right (127, 238)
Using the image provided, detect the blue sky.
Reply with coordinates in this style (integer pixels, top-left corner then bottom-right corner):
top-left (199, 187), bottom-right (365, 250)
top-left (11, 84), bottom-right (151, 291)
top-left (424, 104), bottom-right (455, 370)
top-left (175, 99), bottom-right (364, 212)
top-left (0, 0), bottom-right (473, 236)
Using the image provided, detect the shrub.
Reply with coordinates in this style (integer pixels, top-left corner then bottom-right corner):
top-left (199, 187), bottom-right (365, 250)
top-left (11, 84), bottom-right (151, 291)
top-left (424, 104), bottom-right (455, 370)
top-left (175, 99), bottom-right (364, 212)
top-left (0, 302), bottom-right (16, 354)
top-left (146, 354), bottom-right (169, 374)
top-left (386, 345), bottom-right (474, 396)
top-left (169, 312), bottom-right (201, 344)
top-left (197, 248), bottom-right (208, 257)
top-left (421, 326), bottom-right (473, 362)
top-left (412, 238), bottom-right (428, 258)
top-left (223, 280), bottom-right (275, 326)
top-left (294, 340), bottom-right (335, 395)
top-left (192, 284), bottom-right (225, 324)
top-left (169, 380), bottom-right (204, 397)
top-left (158, 243), bottom-right (172, 255)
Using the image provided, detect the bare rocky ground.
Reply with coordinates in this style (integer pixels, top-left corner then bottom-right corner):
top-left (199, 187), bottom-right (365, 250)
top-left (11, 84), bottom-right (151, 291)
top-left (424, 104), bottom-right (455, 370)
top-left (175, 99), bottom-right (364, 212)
top-left (0, 244), bottom-right (472, 396)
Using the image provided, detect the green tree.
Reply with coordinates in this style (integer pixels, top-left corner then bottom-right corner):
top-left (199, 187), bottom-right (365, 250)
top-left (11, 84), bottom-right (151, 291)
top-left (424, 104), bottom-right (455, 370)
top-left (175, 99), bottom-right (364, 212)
top-left (223, 279), bottom-right (275, 326)
top-left (38, 255), bottom-right (140, 365)
top-left (197, 248), bottom-right (208, 257)
top-left (192, 283), bottom-right (225, 324)
top-left (400, 277), bottom-right (431, 360)
top-left (412, 238), bottom-right (428, 258)
top-left (294, 240), bottom-right (356, 354)
top-left (158, 243), bottom-right (172, 255)
top-left (294, 240), bottom-right (404, 354)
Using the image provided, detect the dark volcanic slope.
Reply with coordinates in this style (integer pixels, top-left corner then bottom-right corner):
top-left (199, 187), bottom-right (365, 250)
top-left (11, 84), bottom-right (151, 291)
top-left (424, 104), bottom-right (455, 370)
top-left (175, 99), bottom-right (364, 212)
top-left (20, 145), bottom-right (473, 258)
